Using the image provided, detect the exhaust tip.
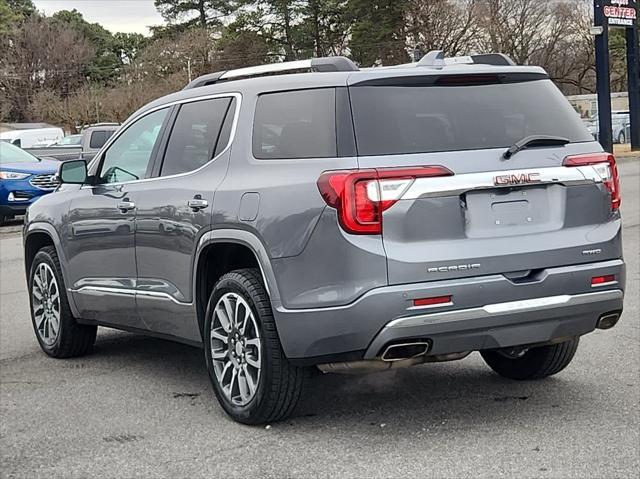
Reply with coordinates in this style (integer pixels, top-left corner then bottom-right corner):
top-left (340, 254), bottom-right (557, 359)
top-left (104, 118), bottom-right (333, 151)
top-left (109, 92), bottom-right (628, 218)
top-left (597, 311), bottom-right (621, 330)
top-left (381, 341), bottom-right (430, 362)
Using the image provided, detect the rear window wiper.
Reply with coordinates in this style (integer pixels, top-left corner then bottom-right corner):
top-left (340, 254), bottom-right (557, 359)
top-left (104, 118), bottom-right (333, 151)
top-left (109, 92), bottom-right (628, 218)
top-left (503, 135), bottom-right (570, 159)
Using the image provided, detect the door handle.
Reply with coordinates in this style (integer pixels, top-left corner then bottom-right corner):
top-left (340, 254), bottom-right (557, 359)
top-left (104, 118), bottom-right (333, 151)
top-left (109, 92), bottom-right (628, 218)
top-left (187, 198), bottom-right (208, 211)
top-left (117, 201), bottom-right (136, 213)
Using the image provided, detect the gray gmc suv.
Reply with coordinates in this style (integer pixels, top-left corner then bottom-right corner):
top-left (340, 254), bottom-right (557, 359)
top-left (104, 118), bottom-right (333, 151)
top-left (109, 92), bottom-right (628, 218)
top-left (23, 52), bottom-right (625, 424)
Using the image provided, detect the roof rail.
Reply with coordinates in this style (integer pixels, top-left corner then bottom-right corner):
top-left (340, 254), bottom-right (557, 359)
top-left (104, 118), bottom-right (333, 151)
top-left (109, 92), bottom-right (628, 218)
top-left (415, 50), bottom-right (517, 69)
top-left (183, 56), bottom-right (359, 90)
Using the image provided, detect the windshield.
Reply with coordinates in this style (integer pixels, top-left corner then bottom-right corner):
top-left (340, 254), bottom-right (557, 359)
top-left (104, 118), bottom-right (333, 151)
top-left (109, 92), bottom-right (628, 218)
top-left (0, 141), bottom-right (40, 164)
top-left (349, 78), bottom-right (593, 156)
top-left (59, 135), bottom-right (81, 146)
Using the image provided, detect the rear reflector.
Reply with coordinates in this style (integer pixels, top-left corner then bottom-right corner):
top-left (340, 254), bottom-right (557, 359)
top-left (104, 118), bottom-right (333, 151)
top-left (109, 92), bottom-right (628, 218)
top-left (317, 166), bottom-right (453, 235)
top-left (563, 153), bottom-right (621, 210)
top-left (413, 295), bottom-right (452, 307)
top-left (591, 275), bottom-right (616, 286)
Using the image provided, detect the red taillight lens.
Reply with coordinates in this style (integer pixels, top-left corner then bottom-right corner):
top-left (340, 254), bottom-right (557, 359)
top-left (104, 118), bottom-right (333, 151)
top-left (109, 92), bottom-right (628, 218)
top-left (318, 166), bottom-right (453, 234)
top-left (413, 295), bottom-right (452, 307)
top-left (563, 153), bottom-right (621, 210)
top-left (591, 274), bottom-right (616, 286)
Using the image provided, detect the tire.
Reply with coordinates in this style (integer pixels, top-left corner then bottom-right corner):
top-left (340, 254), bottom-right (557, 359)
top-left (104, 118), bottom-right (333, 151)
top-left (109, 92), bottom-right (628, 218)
top-left (204, 268), bottom-right (308, 425)
top-left (29, 246), bottom-right (97, 358)
top-left (480, 338), bottom-right (579, 380)
top-left (618, 131), bottom-right (626, 144)
top-left (0, 215), bottom-right (5, 226)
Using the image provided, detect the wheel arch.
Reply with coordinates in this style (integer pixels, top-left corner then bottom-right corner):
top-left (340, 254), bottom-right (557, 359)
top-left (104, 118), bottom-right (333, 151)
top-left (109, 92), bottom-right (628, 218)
top-left (24, 223), bottom-right (81, 318)
top-left (194, 229), bottom-right (281, 339)
top-left (24, 223), bottom-right (62, 277)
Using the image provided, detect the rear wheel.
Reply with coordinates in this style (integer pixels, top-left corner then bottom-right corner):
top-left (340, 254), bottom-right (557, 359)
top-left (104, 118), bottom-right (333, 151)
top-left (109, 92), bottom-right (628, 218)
top-left (204, 268), bottom-right (308, 424)
top-left (480, 338), bottom-right (579, 380)
top-left (29, 246), bottom-right (97, 358)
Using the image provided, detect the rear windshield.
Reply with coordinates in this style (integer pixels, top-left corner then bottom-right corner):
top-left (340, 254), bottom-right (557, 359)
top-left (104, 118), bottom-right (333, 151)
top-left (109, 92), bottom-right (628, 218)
top-left (349, 79), bottom-right (592, 156)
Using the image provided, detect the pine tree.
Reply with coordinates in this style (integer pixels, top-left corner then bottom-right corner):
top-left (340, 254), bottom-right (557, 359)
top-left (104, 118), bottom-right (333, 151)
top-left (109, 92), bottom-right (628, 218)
top-left (347, 0), bottom-right (409, 66)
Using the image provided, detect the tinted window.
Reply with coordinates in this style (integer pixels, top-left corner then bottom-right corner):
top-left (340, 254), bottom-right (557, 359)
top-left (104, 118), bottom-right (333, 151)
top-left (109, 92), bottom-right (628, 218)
top-left (99, 108), bottom-right (168, 184)
top-left (350, 79), bottom-right (593, 156)
top-left (161, 97), bottom-right (233, 176)
top-left (214, 98), bottom-right (237, 158)
top-left (89, 130), bottom-right (115, 149)
top-left (253, 88), bottom-right (336, 159)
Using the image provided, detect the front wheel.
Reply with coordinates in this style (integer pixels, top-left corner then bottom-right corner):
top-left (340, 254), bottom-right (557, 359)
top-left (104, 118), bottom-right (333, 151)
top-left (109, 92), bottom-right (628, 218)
top-left (29, 246), bottom-right (97, 357)
top-left (480, 338), bottom-right (579, 380)
top-left (204, 268), bottom-right (308, 424)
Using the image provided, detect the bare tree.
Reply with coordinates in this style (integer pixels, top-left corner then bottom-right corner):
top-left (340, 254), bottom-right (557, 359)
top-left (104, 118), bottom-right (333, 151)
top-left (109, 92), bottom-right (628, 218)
top-left (0, 15), bottom-right (94, 121)
top-left (405, 0), bottom-right (480, 57)
top-left (475, 0), bottom-right (558, 64)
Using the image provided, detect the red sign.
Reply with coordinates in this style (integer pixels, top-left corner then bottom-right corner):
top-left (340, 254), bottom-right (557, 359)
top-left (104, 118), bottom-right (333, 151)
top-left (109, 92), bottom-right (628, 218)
top-left (603, 0), bottom-right (638, 27)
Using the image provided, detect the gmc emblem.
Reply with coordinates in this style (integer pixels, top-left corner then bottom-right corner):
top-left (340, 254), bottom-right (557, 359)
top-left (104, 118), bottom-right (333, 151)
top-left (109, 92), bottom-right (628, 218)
top-left (494, 172), bottom-right (542, 186)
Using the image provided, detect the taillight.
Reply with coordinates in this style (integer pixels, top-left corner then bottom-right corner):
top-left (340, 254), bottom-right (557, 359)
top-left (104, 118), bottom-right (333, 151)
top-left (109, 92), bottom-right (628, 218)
top-left (317, 166), bottom-right (453, 234)
top-left (563, 153), bottom-right (621, 210)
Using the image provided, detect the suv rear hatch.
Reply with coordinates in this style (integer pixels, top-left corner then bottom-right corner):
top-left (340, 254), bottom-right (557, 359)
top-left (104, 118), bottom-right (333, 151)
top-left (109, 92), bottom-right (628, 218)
top-left (347, 71), bottom-right (622, 285)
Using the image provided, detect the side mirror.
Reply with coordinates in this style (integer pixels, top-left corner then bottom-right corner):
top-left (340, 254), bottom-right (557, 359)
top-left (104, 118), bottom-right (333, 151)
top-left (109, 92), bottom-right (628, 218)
top-left (58, 159), bottom-right (88, 184)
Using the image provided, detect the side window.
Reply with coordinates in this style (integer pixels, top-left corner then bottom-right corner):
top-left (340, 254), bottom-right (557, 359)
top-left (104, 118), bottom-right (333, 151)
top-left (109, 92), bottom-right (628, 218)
top-left (89, 130), bottom-right (115, 150)
top-left (99, 108), bottom-right (168, 184)
top-left (160, 97), bottom-right (233, 177)
top-left (252, 88), bottom-right (336, 159)
top-left (89, 131), bottom-right (106, 149)
top-left (214, 98), bottom-right (237, 158)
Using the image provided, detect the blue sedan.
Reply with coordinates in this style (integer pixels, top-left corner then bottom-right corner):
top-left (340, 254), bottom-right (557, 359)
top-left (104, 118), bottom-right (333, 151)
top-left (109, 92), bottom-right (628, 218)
top-left (0, 142), bottom-right (59, 225)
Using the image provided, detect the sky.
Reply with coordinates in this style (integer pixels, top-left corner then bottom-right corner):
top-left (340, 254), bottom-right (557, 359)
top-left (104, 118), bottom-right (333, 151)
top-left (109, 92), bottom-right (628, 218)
top-left (32, 0), bottom-right (166, 35)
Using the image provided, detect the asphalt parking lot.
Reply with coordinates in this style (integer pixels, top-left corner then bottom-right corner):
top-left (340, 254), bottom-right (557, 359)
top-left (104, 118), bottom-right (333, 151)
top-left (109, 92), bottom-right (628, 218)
top-left (1, 160), bottom-right (638, 478)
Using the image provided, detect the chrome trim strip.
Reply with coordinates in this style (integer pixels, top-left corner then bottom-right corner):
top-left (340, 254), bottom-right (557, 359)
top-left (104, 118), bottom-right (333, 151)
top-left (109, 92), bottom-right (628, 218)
top-left (400, 165), bottom-right (605, 200)
top-left (407, 301), bottom-right (454, 311)
top-left (385, 290), bottom-right (623, 329)
top-left (84, 92), bottom-right (242, 188)
top-left (591, 280), bottom-right (618, 288)
top-left (69, 286), bottom-right (192, 306)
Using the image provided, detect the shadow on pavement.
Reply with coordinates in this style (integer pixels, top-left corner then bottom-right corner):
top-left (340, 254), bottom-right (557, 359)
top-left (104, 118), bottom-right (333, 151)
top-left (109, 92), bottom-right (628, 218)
top-left (84, 331), bottom-right (589, 433)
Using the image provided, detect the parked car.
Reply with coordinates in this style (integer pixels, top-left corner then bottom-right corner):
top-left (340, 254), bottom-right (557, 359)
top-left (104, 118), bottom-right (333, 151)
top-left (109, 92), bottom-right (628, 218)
top-left (584, 111), bottom-right (630, 143)
top-left (23, 51), bottom-right (625, 425)
top-left (24, 124), bottom-right (119, 162)
top-left (0, 127), bottom-right (64, 149)
top-left (0, 142), bottom-right (59, 225)
top-left (613, 111), bottom-right (630, 143)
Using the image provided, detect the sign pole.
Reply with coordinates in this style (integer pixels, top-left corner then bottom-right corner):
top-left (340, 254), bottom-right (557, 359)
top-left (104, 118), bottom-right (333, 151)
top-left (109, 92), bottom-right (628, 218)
top-left (626, 25), bottom-right (640, 150)
top-left (594, 0), bottom-right (614, 153)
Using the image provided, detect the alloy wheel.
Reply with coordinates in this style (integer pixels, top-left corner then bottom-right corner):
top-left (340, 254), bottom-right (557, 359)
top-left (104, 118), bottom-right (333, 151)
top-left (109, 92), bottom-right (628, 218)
top-left (210, 292), bottom-right (262, 406)
top-left (32, 262), bottom-right (61, 346)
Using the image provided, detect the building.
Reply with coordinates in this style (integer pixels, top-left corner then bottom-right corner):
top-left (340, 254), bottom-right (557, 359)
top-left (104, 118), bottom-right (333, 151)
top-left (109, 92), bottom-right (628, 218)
top-left (567, 92), bottom-right (630, 119)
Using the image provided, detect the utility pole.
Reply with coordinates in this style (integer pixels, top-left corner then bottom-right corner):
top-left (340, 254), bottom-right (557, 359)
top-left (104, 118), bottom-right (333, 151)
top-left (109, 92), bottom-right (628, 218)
top-left (594, 0), bottom-right (613, 153)
top-left (626, 25), bottom-right (640, 150)
top-left (187, 58), bottom-right (192, 83)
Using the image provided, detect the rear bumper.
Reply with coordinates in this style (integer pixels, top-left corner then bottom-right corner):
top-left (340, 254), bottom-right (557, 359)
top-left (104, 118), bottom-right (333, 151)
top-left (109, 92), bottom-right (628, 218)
top-left (273, 259), bottom-right (625, 363)
top-left (365, 289), bottom-right (622, 359)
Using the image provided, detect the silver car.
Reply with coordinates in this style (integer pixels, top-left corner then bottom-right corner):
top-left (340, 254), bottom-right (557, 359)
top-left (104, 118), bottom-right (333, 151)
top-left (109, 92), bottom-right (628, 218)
top-left (23, 51), bottom-right (625, 424)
